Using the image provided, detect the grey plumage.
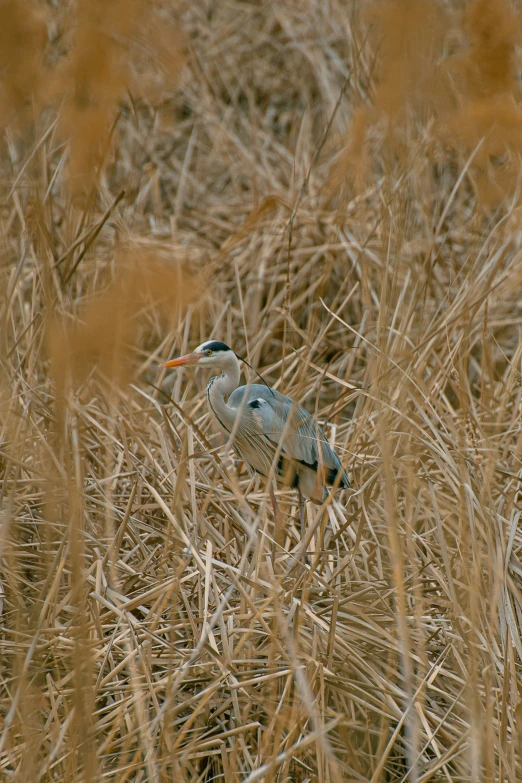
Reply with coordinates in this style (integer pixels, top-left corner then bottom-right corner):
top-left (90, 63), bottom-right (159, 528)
top-left (164, 340), bottom-right (349, 503)
top-left (226, 384), bottom-right (349, 502)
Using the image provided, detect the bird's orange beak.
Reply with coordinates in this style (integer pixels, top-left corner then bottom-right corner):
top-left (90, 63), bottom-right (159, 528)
top-left (163, 352), bottom-right (202, 369)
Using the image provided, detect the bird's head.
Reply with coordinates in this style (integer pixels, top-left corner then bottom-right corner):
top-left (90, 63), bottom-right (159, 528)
top-left (163, 340), bottom-right (237, 371)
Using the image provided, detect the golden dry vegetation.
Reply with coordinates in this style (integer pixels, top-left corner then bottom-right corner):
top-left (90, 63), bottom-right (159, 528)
top-left (1, 0), bottom-right (522, 780)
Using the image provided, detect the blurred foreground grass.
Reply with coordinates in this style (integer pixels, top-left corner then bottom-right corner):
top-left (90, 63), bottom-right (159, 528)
top-left (1, 1), bottom-right (522, 780)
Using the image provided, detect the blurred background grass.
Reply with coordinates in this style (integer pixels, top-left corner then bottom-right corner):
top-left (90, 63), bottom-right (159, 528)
top-left (1, 0), bottom-right (522, 780)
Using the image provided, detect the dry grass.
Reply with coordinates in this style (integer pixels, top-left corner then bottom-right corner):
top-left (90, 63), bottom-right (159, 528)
top-left (1, 0), bottom-right (522, 780)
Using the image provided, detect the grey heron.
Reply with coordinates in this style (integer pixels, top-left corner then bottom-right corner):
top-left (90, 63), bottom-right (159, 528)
top-left (163, 340), bottom-right (349, 534)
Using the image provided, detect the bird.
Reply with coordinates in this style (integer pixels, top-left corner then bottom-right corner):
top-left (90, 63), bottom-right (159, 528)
top-left (163, 340), bottom-right (349, 533)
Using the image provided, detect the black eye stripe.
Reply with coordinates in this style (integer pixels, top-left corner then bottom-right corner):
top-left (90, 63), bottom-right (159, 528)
top-left (201, 341), bottom-right (231, 353)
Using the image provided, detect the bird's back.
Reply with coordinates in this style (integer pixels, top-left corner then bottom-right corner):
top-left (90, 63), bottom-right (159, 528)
top-left (227, 383), bottom-right (349, 500)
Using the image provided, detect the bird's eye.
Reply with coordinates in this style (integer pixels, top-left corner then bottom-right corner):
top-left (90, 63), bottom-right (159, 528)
top-left (206, 349), bottom-right (213, 356)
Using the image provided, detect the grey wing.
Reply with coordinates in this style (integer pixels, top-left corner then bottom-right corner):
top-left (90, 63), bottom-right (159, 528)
top-left (229, 385), bottom-right (348, 486)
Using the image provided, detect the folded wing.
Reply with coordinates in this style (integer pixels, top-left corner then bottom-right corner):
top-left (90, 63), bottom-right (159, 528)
top-left (228, 385), bottom-right (349, 489)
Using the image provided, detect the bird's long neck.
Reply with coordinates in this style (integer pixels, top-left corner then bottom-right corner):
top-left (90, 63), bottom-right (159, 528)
top-left (206, 359), bottom-right (240, 433)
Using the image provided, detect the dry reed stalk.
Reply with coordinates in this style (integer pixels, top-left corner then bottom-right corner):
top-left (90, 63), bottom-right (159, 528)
top-left (1, 1), bottom-right (522, 781)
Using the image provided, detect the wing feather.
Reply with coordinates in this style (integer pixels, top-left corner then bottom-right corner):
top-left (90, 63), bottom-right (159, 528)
top-left (228, 384), bottom-right (348, 487)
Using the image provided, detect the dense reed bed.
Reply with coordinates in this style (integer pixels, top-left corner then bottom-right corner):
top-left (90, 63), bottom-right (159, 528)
top-left (1, 1), bottom-right (522, 780)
